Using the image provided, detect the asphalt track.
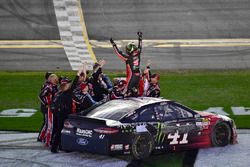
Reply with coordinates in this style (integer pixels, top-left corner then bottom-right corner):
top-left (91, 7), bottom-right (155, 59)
top-left (82, 0), bottom-right (250, 40)
top-left (0, 130), bottom-right (249, 167)
top-left (0, 0), bottom-right (250, 70)
top-left (0, 131), bottom-right (128, 167)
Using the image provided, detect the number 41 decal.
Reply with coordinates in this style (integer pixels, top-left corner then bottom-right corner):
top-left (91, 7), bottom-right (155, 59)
top-left (167, 130), bottom-right (188, 145)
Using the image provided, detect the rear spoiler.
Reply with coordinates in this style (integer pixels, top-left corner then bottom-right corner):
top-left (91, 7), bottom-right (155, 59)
top-left (68, 114), bottom-right (107, 125)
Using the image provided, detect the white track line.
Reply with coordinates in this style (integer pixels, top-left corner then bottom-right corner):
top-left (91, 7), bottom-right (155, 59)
top-left (53, 0), bottom-right (95, 70)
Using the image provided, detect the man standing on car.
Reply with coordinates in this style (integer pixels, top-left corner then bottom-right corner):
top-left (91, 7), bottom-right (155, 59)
top-left (110, 32), bottom-right (143, 97)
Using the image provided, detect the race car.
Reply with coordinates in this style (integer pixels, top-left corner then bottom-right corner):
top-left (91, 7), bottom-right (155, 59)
top-left (61, 97), bottom-right (237, 159)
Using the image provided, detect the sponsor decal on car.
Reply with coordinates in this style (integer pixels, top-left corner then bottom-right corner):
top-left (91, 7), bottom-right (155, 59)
top-left (61, 129), bottom-right (71, 134)
top-left (76, 128), bottom-right (93, 137)
top-left (110, 144), bottom-right (123, 151)
top-left (99, 134), bottom-right (105, 139)
top-left (120, 124), bottom-right (136, 133)
top-left (124, 144), bottom-right (130, 150)
top-left (76, 138), bottom-right (88, 146)
top-left (124, 151), bottom-right (130, 155)
top-left (167, 130), bottom-right (188, 145)
top-left (196, 118), bottom-right (210, 129)
top-left (155, 123), bottom-right (166, 145)
top-left (136, 124), bottom-right (148, 133)
top-left (155, 146), bottom-right (164, 150)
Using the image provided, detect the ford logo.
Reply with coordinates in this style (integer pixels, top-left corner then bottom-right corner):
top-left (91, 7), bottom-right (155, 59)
top-left (76, 138), bottom-right (88, 146)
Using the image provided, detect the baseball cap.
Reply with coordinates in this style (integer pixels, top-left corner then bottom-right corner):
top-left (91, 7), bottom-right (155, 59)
top-left (80, 83), bottom-right (88, 90)
top-left (118, 80), bottom-right (126, 88)
top-left (151, 73), bottom-right (160, 80)
top-left (59, 76), bottom-right (72, 85)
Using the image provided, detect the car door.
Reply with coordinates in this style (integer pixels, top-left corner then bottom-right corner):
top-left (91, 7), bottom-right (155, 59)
top-left (136, 103), bottom-right (179, 149)
top-left (162, 102), bottom-right (198, 150)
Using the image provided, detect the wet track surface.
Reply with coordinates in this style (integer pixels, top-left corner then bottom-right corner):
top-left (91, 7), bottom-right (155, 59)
top-left (0, 130), bottom-right (249, 167)
top-left (194, 129), bottom-right (250, 167)
top-left (0, 132), bottom-right (128, 167)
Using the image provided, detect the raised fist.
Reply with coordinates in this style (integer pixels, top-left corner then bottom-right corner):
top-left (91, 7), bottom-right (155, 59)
top-left (137, 31), bottom-right (143, 37)
top-left (110, 38), bottom-right (114, 44)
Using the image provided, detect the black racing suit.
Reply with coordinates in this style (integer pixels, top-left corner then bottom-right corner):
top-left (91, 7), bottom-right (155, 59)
top-left (72, 88), bottom-right (96, 113)
top-left (146, 83), bottom-right (160, 98)
top-left (50, 76), bottom-right (79, 152)
top-left (111, 36), bottom-right (142, 96)
top-left (110, 86), bottom-right (125, 100)
top-left (143, 65), bottom-right (161, 98)
top-left (89, 67), bottom-right (109, 102)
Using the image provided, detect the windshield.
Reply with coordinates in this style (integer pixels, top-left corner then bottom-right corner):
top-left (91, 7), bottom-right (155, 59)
top-left (87, 99), bottom-right (139, 121)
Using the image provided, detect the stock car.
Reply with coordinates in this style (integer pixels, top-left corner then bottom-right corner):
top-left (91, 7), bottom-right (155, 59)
top-left (61, 97), bottom-right (237, 159)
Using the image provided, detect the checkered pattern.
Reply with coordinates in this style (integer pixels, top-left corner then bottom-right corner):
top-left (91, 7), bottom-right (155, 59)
top-left (53, 0), bottom-right (94, 70)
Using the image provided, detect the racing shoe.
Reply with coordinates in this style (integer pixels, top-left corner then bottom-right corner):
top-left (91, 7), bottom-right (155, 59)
top-left (51, 148), bottom-right (58, 153)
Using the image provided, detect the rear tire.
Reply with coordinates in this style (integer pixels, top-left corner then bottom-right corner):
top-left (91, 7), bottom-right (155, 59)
top-left (131, 132), bottom-right (154, 160)
top-left (211, 122), bottom-right (231, 147)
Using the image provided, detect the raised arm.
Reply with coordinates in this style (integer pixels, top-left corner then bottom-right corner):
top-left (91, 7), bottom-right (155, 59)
top-left (137, 31), bottom-right (143, 51)
top-left (92, 60), bottom-right (105, 81)
top-left (110, 38), bottom-right (128, 61)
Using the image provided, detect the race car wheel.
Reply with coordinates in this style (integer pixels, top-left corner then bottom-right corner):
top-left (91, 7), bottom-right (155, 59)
top-left (211, 122), bottom-right (231, 147)
top-left (131, 132), bottom-right (154, 160)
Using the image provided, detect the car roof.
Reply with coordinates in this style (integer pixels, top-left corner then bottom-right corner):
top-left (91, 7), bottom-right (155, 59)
top-left (122, 97), bottom-right (171, 108)
top-left (84, 97), bottom-right (172, 122)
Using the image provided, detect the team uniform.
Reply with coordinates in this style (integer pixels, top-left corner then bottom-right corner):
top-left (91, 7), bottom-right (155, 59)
top-left (72, 83), bottom-right (96, 113)
top-left (110, 80), bottom-right (126, 100)
top-left (38, 81), bottom-right (58, 146)
top-left (89, 67), bottom-right (110, 102)
top-left (146, 83), bottom-right (160, 98)
top-left (50, 76), bottom-right (79, 152)
top-left (37, 81), bottom-right (50, 142)
top-left (143, 66), bottom-right (161, 98)
top-left (111, 32), bottom-right (143, 96)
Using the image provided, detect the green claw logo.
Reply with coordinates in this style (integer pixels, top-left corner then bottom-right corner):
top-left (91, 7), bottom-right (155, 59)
top-left (155, 123), bottom-right (166, 145)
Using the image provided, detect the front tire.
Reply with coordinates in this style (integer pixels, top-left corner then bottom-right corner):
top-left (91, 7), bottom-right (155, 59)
top-left (211, 122), bottom-right (231, 147)
top-left (131, 132), bottom-right (154, 160)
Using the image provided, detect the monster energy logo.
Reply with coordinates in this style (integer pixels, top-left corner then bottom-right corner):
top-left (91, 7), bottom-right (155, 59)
top-left (155, 123), bottom-right (166, 145)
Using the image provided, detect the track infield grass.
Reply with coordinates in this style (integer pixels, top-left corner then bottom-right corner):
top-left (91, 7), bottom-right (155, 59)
top-left (0, 70), bottom-right (250, 131)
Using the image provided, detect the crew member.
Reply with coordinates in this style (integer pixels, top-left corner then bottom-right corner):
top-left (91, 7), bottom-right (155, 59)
top-left (146, 73), bottom-right (161, 98)
top-left (50, 67), bottom-right (85, 153)
top-left (38, 73), bottom-right (58, 147)
top-left (37, 72), bottom-right (53, 142)
top-left (110, 80), bottom-right (126, 100)
top-left (72, 82), bottom-right (96, 113)
top-left (143, 61), bottom-right (161, 98)
top-left (89, 60), bottom-right (110, 102)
